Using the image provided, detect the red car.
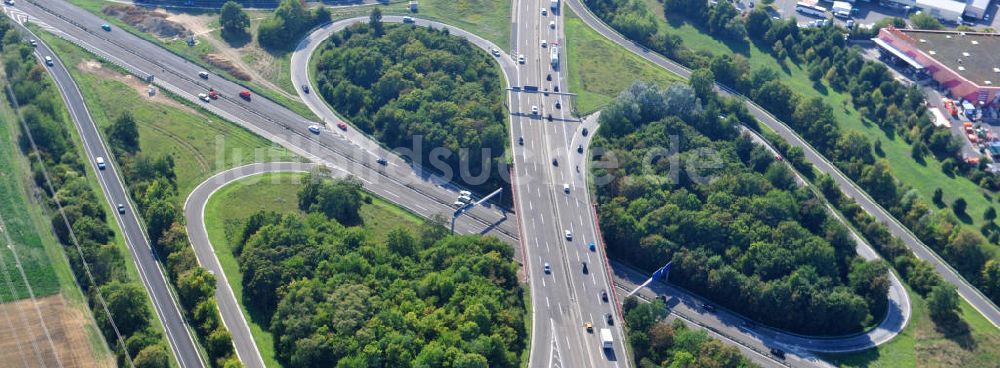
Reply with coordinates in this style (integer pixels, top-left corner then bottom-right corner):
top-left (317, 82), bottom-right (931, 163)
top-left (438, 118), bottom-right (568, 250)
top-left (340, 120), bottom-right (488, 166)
top-left (239, 90), bottom-right (251, 101)
top-left (207, 89), bottom-right (219, 100)
top-left (337, 122), bottom-right (348, 131)
top-left (774, 154), bottom-right (783, 161)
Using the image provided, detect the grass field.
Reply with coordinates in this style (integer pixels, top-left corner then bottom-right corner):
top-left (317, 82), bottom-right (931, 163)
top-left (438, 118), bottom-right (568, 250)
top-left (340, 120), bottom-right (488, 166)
top-left (202, 172), bottom-right (425, 367)
top-left (821, 284), bottom-right (1000, 367)
top-left (38, 32), bottom-right (299, 197)
top-left (634, 0), bottom-right (1000, 253)
top-left (563, 8), bottom-right (683, 114)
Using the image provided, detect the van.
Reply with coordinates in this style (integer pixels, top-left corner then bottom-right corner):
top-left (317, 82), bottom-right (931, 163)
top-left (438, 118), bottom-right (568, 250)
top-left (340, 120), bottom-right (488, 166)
top-left (96, 157), bottom-right (106, 170)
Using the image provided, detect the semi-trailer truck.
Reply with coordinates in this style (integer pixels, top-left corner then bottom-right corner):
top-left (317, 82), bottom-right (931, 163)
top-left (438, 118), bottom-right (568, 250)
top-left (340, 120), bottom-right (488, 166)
top-left (600, 328), bottom-right (613, 349)
top-left (551, 0), bottom-right (558, 9)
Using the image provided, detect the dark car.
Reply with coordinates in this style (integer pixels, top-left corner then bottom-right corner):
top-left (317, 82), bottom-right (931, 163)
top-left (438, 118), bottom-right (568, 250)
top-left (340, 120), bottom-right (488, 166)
top-left (302, 85), bottom-right (310, 93)
top-left (577, 144), bottom-right (583, 153)
top-left (600, 290), bottom-right (608, 302)
top-left (770, 348), bottom-right (785, 359)
top-left (555, 101), bottom-right (561, 109)
top-left (605, 313), bottom-right (614, 325)
top-left (546, 74), bottom-right (552, 81)
top-left (582, 262), bottom-right (589, 274)
top-left (547, 114), bottom-right (553, 122)
top-left (582, 128), bottom-right (588, 136)
top-left (518, 136), bottom-right (524, 145)
top-left (376, 158), bottom-right (388, 166)
top-left (701, 303), bottom-right (715, 312)
top-left (552, 158), bottom-right (558, 166)
top-left (554, 85), bottom-right (560, 92)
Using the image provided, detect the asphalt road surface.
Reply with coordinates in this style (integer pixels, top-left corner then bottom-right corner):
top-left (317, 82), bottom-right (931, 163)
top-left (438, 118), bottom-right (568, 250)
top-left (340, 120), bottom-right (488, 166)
top-left (12, 0), bottom-right (928, 367)
top-left (566, 0), bottom-right (1000, 329)
top-left (13, 21), bottom-right (207, 368)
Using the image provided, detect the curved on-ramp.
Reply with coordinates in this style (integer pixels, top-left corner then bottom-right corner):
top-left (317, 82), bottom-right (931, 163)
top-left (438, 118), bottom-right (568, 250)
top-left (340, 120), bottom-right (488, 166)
top-left (181, 13), bottom-right (912, 368)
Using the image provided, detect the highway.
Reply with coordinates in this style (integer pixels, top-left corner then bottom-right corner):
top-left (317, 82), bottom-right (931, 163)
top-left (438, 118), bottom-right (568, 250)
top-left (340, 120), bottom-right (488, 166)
top-left (12, 20), bottom-right (207, 368)
top-left (565, 0), bottom-right (1000, 328)
top-left (11, 0), bottom-right (923, 367)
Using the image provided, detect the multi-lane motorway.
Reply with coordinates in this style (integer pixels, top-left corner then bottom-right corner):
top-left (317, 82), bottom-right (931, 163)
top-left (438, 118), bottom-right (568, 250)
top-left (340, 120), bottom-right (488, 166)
top-left (508, 0), bottom-right (630, 367)
top-left (7, 0), bottom-right (953, 367)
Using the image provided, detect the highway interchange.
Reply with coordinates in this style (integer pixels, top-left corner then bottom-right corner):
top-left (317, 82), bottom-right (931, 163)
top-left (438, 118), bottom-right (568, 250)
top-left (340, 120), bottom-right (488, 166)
top-left (6, 0), bottom-right (1000, 367)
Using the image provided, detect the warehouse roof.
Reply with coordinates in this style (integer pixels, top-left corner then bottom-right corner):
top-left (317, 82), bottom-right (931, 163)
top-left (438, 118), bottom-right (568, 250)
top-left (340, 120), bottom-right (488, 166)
top-left (901, 29), bottom-right (1000, 87)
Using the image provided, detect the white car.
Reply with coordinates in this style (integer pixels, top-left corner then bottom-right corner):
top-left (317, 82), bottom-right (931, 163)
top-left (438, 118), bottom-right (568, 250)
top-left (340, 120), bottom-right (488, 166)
top-left (550, 20), bottom-right (556, 29)
top-left (565, 230), bottom-right (573, 240)
top-left (518, 54), bottom-right (525, 63)
top-left (44, 56), bottom-right (53, 66)
top-left (541, 39), bottom-right (547, 48)
top-left (459, 190), bottom-right (472, 197)
top-left (198, 71), bottom-right (209, 79)
top-left (198, 93), bottom-right (210, 102)
top-left (541, 7), bottom-right (547, 15)
top-left (564, 184), bottom-right (570, 193)
top-left (308, 125), bottom-right (321, 134)
top-left (491, 48), bottom-right (501, 57)
top-left (531, 105), bottom-right (539, 115)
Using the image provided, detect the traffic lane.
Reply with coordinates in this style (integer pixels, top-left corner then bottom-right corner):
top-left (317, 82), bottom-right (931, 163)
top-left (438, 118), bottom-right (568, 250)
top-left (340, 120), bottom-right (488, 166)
top-left (567, 0), bottom-right (992, 331)
top-left (29, 27), bottom-right (206, 368)
top-left (23, 1), bottom-right (518, 241)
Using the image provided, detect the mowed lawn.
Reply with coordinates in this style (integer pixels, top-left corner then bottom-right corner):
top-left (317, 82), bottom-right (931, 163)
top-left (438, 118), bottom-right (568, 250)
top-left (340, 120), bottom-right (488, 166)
top-left (821, 283), bottom-right (1000, 367)
top-left (639, 0), bottom-right (1000, 254)
top-left (39, 33), bottom-right (299, 197)
top-left (203, 172), bottom-right (425, 368)
top-left (381, 0), bottom-right (512, 52)
top-left (564, 8), bottom-right (683, 114)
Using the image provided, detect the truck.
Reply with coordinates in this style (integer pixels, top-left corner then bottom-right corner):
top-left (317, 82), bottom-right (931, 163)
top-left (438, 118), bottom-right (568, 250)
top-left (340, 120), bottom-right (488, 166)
top-left (551, 0), bottom-right (558, 9)
top-left (832, 1), bottom-right (852, 18)
top-left (600, 328), bottom-right (613, 349)
top-left (550, 46), bottom-right (559, 68)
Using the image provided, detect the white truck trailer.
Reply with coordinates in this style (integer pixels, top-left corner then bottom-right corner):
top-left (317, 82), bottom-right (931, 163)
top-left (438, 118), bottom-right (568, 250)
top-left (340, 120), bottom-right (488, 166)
top-left (600, 328), bottom-right (613, 349)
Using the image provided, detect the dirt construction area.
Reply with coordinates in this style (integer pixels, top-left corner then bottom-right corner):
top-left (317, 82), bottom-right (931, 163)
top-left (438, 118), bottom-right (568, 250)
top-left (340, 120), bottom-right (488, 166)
top-left (0, 294), bottom-right (111, 368)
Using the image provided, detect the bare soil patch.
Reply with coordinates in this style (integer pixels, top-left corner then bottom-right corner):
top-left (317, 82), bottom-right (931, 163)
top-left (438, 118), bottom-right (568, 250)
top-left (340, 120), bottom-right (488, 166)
top-left (201, 53), bottom-right (252, 81)
top-left (76, 60), bottom-right (198, 115)
top-left (102, 4), bottom-right (191, 39)
top-left (0, 294), bottom-right (112, 368)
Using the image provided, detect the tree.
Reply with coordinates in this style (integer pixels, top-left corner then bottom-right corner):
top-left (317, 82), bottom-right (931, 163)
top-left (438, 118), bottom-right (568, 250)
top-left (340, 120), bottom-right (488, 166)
top-left (952, 197), bottom-right (968, 216)
top-left (689, 68), bottom-right (715, 100)
top-left (369, 7), bottom-right (384, 36)
top-left (927, 284), bottom-right (959, 322)
top-left (982, 259), bottom-right (1000, 301)
top-left (97, 281), bottom-right (150, 337)
top-left (176, 268), bottom-right (216, 310)
top-left (909, 12), bottom-right (943, 30)
top-left (107, 112), bottom-right (139, 154)
top-left (134, 344), bottom-right (170, 368)
top-left (220, 1), bottom-right (251, 37)
top-left (985, 207), bottom-right (996, 222)
top-left (144, 200), bottom-right (177, 244)
top-left (933, 188), bottom-right (944, 206)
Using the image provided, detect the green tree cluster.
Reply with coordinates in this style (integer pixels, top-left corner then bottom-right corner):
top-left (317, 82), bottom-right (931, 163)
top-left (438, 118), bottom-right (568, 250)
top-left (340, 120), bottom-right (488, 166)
top-left (0, 18), bottom-right (173, 366)
top-left (220, 1), bottom-right (251, 38)
top-left (623, 297), bottom-right (758, 367)
top-left (257, 0), bottom-right (330, 51)
top-left (314, 21), bottom-right (509, 196)
top-left (234, 179), bottom-right (527, 366)
top-left (585, 0), bottom-right (1000, 310)
top-left (592, 82), bottom-right (888, 335)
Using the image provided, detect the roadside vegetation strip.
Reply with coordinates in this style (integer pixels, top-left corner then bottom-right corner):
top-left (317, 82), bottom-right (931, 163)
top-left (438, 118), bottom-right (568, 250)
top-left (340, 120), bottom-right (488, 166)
top-left (1, 19), bottom-right (176, 367)
top-left (563, 8), bottom-right (682, 114)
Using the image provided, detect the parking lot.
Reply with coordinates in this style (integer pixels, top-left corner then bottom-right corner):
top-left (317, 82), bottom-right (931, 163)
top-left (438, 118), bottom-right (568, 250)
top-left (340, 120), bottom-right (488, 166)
top-left (762, 0), bottom-right (998, 29)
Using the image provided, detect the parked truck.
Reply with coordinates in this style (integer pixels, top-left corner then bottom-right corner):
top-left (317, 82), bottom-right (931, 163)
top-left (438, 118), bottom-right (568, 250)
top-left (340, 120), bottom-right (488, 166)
top-left (600, 328), bottom-right (613, 349)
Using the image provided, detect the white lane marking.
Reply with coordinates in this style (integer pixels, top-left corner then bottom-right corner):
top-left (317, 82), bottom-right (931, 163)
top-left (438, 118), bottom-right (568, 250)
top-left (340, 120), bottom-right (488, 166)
top-left (546, 297), bottom-right (551, 308)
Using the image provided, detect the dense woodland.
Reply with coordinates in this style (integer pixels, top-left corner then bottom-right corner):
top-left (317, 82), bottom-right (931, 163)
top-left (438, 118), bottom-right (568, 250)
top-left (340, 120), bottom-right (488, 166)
top-left (257, 0), bottom-right (330, 51)
top-left (0, 18), bottom-right (180, 367)
top-left (315, 16), bottom-right (509, 195)
top-left (235, 174), bottom-right (527, 367)
top-left (585, 0), bottom-right (1000, 311)
top-left (593, 82), bottom-right (890, 335)
top-left (623, 297), bottom-right (758, 368)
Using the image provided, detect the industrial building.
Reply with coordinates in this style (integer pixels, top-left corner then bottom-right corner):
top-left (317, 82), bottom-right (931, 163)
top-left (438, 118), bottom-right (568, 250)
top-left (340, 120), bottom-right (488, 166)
top-left (875, 27), bottom-right (1000, 109)
top-left (877, 0), bottom-right (990, 21)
